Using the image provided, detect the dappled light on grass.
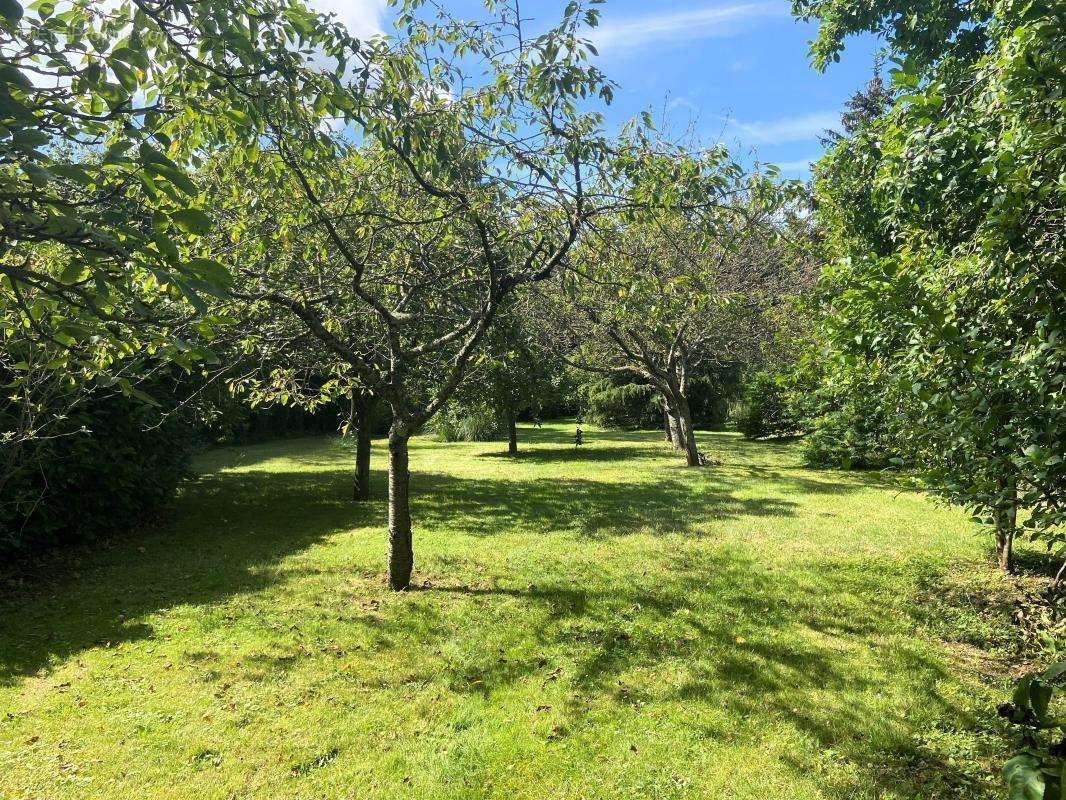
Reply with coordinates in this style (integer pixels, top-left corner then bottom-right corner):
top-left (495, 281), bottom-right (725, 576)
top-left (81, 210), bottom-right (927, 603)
top-left (0, 423), bottom-right (1017, 799)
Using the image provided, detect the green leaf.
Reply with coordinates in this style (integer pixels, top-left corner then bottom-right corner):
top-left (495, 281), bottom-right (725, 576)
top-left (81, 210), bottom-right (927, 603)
top-left (129, 387), bottom-right (161, 407)
top-left (1004, 755), bottom-right (1045, 800)
top-left (0, 0), bottom-right (23, 23)
top-left (186, 257), bottom-right (231, 290)
top-left (152, 232), bottom-right (180, 264)
top-left (59, 261), bottom-right (89, 284)
top-left (0, 64), bottom-right (31, 89)
top-left (144, 162), bottom-right (198, 196)
top-left (170, 209), bottom-right (212, 236)
top-left (1031, 679), bottom-right (1054, 721)
top-left (174, 279), bottom-right (207, 313)
top-left (138, 141), bottom-right (179, 171)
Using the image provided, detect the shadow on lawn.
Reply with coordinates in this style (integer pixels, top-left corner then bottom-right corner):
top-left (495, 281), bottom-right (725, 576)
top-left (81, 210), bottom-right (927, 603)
top-left (0, 432), bottom-right (807, 683)
top-left (405, 552), bottom-right (991, 798)
top-left (0, 451), bottom-right (820, 684)
top-left (412, 469), bottom-right (807, 538)
top-left (477, 445), bottom-right (671, 463)
top-left (0, 466), bottom-right (379, 687)
top-left (0, 430), bottom-right (995, 798)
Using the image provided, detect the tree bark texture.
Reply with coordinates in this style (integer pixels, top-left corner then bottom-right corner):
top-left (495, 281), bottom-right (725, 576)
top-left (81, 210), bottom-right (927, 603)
top-left (505, 408), bottom-right (518, 456)
top-left (994, 477), bottom-right (1018, 573)
top-left (675, 393), bottom-right (702, 467)
top-left (387, 425), bottom-right (413, 590)
top-left (352, 397), bottom-right (373, 501)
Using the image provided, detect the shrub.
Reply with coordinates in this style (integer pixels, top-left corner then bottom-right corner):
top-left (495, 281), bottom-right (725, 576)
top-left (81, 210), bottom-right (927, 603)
top-left (203, 393), bottom-right (355, 445)
top-left (581, 375), bottom-right (734, 432)
top-left (735, 372), bottom-right (802, 439)
top-left (0, 385), bottom-right (197, 556)
top-left (431, 401), bottom-right (504, 442)
top-left (687, 375), bottom-right (732, 428)
top-left (801, 377), bottom-right (906, 470)
top-left (582, 380), bottom-right (660, 430)
top-left (795, 358), bottom-right (904, 470)
top-left (999, 662), bottom-right (1066, 799)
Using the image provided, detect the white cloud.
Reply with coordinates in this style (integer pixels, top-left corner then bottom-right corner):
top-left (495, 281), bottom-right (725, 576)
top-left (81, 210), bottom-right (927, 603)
top-left (307, 0), bottom-right (386, 41)
top-left (725, 110), bottom-right (839, 144)
top-left (771, 156), bottom-right (818, 171)
top-left (666, 96), bottom-right (701, 115)
top-left (589, 2), bottom-right (787, 52)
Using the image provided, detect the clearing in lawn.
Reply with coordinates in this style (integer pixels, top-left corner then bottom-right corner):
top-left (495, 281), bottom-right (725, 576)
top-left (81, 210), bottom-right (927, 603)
top-left (0, 423), bottom-right (1016, 799)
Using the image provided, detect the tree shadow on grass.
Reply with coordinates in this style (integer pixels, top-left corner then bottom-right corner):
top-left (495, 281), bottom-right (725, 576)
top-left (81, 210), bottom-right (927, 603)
top-left (1011, 547), bottom-right (1064, 580)
top-left (0, 466), bottom-right (381, 687)
top-left (515, 425), bottom-right (669, 447)
top-left (476, 445), bottom-right (682, 463)
top-left (0, 434), bottom-right (1003, 799)
top-left (392, 549), bottom-right (995, 798)
top-left (0, 439), bottom-right (817, 686)
top-left (413, 471), bottom-right (802, 538)
top-left (0, 423), bottom-right (888, 688)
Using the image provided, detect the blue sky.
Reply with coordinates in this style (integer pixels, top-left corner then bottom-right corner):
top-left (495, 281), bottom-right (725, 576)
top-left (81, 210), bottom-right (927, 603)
top-left (311, 0), bottom-right (881, 178)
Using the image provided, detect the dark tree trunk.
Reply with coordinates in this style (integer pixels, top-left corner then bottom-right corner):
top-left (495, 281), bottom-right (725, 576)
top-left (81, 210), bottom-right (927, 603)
top-left (675, 393), bottom-right (701, 467)
top-left (505, 407), bottom-right (518, 456)
top-left (661, 397), bottom-right (673, 443)
top-left (994, 478), bottom-right (1017, 573)
top-left (352, 397), bottom-right (373, 501)
top-left (387, 425), bottom-right (413, 590)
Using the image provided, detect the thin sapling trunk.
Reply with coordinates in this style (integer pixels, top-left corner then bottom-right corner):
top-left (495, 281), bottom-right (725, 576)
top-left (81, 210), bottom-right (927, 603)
top-left (994, 477), bottom-right (1018, 573)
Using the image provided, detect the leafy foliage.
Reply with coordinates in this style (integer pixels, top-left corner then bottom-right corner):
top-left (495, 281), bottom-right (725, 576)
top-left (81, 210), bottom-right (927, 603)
top-left (0, 0), bottom-right (358, 556)
top-left (735, 371), bottom-right (804, 441)
top-left (431, 401), bottom-right (504, 443)
top-left (0, 374), bottom-right (195, 555)
top-left (0, 0), bottom-right (349, 374)
top-left (581, 380), bottom-right (660, 430)
top-left (999, 662), bottom-right (1066, 800)
top-left (803, 0), bottom-right (1065, 553)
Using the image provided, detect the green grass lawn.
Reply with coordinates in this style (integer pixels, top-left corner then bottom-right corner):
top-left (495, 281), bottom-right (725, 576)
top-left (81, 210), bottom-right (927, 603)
top-left (0, 423), bottom-right (1020, 799)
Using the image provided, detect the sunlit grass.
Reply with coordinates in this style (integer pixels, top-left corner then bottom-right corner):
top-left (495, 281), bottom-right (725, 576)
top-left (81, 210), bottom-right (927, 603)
top-left (0, 423), bottom-right (1018, 798)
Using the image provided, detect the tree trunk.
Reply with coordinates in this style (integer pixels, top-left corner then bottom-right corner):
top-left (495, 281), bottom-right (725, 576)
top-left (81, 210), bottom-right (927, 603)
top-left (994, 478), bottom-right (1017, 573)
top-left (352, 397), bottom-right (373, 501)
top-left (387, 425), bottom-right (413, 590)
top-left (661, 397), bottom-right (673, 443)
top-left (666, 402), bottom-right (683, 450)
top-left (675, 394), bottom-right (701, 467)
top-left (505, 407), bottom-right (518, 456)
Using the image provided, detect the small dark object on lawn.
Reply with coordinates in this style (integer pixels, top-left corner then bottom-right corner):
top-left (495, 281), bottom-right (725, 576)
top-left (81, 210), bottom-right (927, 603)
top-left (697, 450), bottom-right (722, 467)
top-left (574, 427), bottom-right (583, 447)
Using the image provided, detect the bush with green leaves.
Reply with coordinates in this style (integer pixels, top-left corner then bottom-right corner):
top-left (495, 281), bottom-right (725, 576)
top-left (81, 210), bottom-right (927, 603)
top-left (687, 375), bottom-right (735, 429)
top-left (800, 360), bottom-right (904, 470)
top-left (431, 402), bottom-right (504, 443)
top-left (1000, 662), bottom-right (1066, 800)
top-left (735, 372), bottom-right (803, 440)
top-left (582, 376), bottom-right (734, 432)
top-left (203, 396), bottom-right (350, 446)
top-left (581, 380), bottom-right (660, 430)
top-left (0, 378), bottom-right (196, 556)
top-left (798, 0), bottom-right (1065, 569)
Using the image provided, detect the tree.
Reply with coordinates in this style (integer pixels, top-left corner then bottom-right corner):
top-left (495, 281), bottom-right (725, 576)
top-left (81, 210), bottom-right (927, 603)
top-left (464, 301), bottom-right (558, 456)
top-left (552, 175), bottom-right (795, 466)
top-left (212, 1), bottom-right (624, 590)
top-left (0, 0), bottom-right (358, 515)
top-left (798, 0), bottom-right (1065, 569)
top-left (0, 0), bottom-right (353, 359)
